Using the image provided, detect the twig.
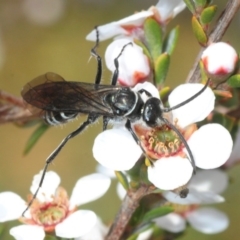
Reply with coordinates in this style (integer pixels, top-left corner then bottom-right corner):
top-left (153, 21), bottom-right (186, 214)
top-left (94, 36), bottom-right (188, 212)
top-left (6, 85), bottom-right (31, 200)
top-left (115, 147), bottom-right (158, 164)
top-left (186, 0), bottom-right (240, 83)
top-left (106, 185), bottom-right (154, 240)
top-left (0, 90), bottom-right (38, 124)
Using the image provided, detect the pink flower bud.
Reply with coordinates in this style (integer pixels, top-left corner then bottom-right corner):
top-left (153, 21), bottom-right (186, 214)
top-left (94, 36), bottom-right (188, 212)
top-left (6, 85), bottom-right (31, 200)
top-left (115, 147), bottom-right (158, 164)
top-left (201, 42), bottom-right (238, 82)
top-left (105, 38), bottom-right (150, 87)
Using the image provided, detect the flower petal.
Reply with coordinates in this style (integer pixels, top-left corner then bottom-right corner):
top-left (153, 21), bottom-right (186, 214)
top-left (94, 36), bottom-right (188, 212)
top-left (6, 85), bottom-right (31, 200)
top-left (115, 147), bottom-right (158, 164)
top-left (136, 228), bottom-right (153, 240)
top-left (148, 157), bottom-right (193, 190)
top-left (168, 83), bottom-right (215, 128)
top-left (70, 173), bottom-right (110, 208)
top-left (225, 125), bottom-right (240, 167)
top-left (30, 171), bottom-right (60, 202)
top-left (132, 82), bottom-right (160, 100)
top-left (154, 213), bottom-right (186, 233)
top-left (187, 124), bottom-right (233, 169)
top-left (0, 192), bottom-right (26, 222)
top-left (163, 189), bottom-right (224, 205)
top-left (55, 210), bottom-right (97, 238)
top-left (189, 169), bottom-right (228, 194)
top-left (116, 182), bottom-right (126, 200)
top-left (155, 0), bottom-right (186, 22)
top-left (105, 38), bottom-right (150, 86)
top-left (86, 11), bottom-right (153, 41)
top-left (96, 164), bottom-right (116, 179)
top-left (10, 225), bottom-right (45, 240)
top-left (186, 207), bottom-right (229, 234)
top-left (76, 217), bottom-right (108, 240)
top-left (93, 127), bottom-right (142, 170)
top-left (86, 23), bottom-right (127, 41)
top-left (117, 11), bottom-right (153, 26)
top-left (202, 42), bottom-right (238, 76)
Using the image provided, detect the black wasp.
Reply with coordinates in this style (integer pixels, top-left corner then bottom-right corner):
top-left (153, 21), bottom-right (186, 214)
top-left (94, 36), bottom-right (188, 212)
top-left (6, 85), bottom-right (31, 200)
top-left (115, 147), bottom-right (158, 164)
top-left (21, 27), bottom-right (210, 214)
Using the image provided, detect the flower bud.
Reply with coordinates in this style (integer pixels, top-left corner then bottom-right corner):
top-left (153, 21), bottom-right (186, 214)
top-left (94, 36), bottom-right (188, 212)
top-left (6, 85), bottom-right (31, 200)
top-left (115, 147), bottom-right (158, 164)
top-left (105, 38), bottom-right (150, 86)
top-left (201, 42), bottom-right (238, 84)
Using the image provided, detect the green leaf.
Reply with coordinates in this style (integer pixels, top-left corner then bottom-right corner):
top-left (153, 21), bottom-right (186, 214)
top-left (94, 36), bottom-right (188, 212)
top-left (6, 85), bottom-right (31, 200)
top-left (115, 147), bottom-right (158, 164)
top-left (154, 53), bottom-right (170, 87)
top-left (200, 5), bottom-right (217, 25)
top-left (129, 203), bottom-right (145, 226)
top-left (184, 0), bottom-right (195, 13)
top-left (163, 26), bottom-right (180, 55)
top-left (211, 113), bottom-right (236, 133)
top-left (134, 39), bottom-right (152, 61)
top-left (227, 74), bottom-right (240, 88)
top-left (44, 235), bottom-right (58, 240)
top-left (127, 223), bottom-right (154, 240)
top-left (144, 18), bottom-right (163, 61)
top-left (159, 86), bottom-right (171, 100)
top-left (24, 123), bottom-right (49, 155)
top-left (191, 16), bottom-right (208, 45)
top-left (194, 0), bottom-right (207, 7)
top-left (142, 206), bottom-right (173, 223)
top-left (115, 171), bottom-right (129, 190)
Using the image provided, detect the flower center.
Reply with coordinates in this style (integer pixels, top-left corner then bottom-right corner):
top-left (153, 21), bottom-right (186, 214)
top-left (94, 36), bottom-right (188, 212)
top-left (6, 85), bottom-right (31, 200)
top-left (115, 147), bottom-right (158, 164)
top-left (171, 203), bottom-right (199, 218)
top-left (21, 187), bottom-right (73, 232)
top-left (134, 123), bottom-right (197, 160)
top-left (35, 203), bottom-right (67, 226)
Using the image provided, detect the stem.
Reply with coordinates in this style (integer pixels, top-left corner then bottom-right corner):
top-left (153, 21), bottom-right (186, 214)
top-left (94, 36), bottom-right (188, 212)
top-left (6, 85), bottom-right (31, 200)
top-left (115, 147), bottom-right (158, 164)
top-left (106, 185), bottom-right (154, 240)
top-left (0, 90), bottom-right (36, 124)
top-left (186, 0), bottom-right (240, 83)
top-left (0, 90), bottom-right (25, 107)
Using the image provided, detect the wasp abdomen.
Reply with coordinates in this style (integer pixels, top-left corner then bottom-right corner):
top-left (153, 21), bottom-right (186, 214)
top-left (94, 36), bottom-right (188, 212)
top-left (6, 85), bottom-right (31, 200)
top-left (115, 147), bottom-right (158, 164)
top-left (44, 111), bottom-right (78, 125)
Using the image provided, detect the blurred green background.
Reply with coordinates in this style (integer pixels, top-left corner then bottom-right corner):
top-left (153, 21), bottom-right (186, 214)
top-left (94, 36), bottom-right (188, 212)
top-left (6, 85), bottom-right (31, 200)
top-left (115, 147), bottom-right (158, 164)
top-left (0, 0), bottom-right (240, 239)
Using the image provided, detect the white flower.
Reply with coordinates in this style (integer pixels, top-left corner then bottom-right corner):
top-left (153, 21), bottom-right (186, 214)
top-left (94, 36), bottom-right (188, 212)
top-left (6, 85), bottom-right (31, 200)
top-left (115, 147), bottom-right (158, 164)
top-left (0, 171), bottom-right (110, 240)
top-left (105, 38), bottom-right (150, 86)
top-left (201, 42), bottom-right (238, 81)
top-left (225, 126), bottom-right (240, 167)
top-left (86, 0), bottom-right (186, 41)
top-left (93, 82), bottom-right (233, 190)
top-left (155, 169), bottom-right (229, 234)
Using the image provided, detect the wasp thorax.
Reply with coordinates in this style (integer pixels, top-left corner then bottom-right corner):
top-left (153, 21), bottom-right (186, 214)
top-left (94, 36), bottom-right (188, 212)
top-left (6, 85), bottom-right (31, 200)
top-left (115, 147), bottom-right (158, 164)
top-left (134, 123), bottom-right (197, 160)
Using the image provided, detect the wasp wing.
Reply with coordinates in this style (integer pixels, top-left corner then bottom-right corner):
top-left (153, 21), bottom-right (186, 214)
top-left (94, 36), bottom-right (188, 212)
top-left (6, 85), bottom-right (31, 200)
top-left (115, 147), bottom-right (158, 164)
top-left (21, 72), bottom-right (121, 117)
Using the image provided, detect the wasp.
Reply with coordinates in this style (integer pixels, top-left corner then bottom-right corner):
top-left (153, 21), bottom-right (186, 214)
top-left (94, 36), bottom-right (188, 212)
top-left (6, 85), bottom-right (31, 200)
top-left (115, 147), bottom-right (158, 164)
top-left (21, 28), bottom-right (210, 214)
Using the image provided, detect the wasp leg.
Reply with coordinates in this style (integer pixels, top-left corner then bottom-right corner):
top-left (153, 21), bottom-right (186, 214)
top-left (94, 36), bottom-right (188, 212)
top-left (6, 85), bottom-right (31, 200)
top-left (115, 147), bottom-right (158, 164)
top-left (22, 113), bottom-right (100, 216)
top-left (125, 119), bottom-right (154, 165)
top-left (90, 26), bottom-right (102, 85)
top-left (111, 43), bottom-right (133, 86)
top-left (138, 89), bottom-right (152, 97)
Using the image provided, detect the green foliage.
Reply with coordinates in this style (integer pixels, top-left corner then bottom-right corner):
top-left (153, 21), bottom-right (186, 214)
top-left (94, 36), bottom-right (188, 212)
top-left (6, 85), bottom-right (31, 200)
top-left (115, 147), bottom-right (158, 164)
top-left (163, 26), bottom-right (180, 55)
top-left (24, 123), bottom-right (49, 155)
top-left (228, 74), bottom-right (240, 88)
top-left (127, 223), bottom-right (154, 240)
top-left (194, 0), bottom-right (207, 8)
top-left (142, 205), bottom-right (173, 223)
top-left (184, 0), bottom-right (195, 13)
top-left (200, 5), bottom-right (217, 25)
top-left (144, 18), bottom-right (163, 61)
top-left (191, 16), bottom-right (208, 45)
top-left (115, 171), bottom-right (129, 190)
top-left (154, 53), bottom-right (170, 87)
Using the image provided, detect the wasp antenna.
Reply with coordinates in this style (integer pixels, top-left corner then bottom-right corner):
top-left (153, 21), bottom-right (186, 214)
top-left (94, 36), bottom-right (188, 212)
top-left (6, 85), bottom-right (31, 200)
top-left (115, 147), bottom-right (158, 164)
top-left (162, 118), bottom-right (196, 174)
top-left (163, 78), bottom-right (211, 112)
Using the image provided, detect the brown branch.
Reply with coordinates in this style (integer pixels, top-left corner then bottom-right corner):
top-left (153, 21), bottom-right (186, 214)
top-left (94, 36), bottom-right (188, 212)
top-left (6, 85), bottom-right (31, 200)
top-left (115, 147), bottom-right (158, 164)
top-left (0, 90), bottom-right (25, 107)
top-left (106, 185), bottom-right (154, 240)
top-left (0, 90), bottom-right (38, 124)
top-left (186, 0), bottom-right (240, 83)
